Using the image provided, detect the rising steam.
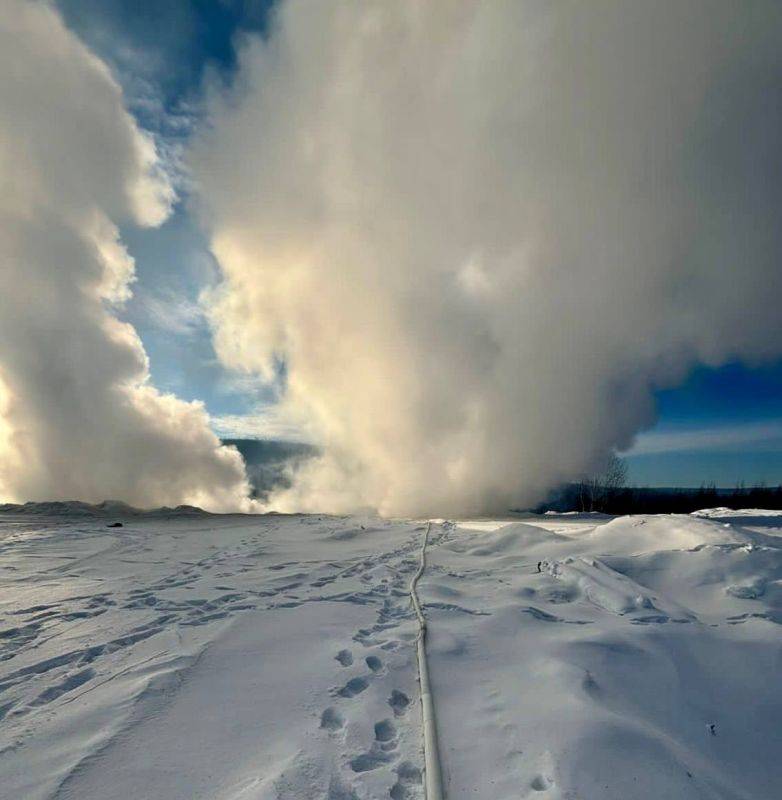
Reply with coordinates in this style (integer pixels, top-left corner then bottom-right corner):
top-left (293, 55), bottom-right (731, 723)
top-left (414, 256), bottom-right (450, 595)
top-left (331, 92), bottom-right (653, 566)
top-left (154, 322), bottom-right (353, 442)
top-left (0, 2), bottom-right (252, 512)
top-left (193, 0), bottom-right (782, 516)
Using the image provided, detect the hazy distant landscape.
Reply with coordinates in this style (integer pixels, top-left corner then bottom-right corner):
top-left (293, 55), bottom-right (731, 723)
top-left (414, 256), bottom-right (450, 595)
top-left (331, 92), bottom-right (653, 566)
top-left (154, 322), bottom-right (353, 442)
top-left (229, 437), bottom-right (782, 516)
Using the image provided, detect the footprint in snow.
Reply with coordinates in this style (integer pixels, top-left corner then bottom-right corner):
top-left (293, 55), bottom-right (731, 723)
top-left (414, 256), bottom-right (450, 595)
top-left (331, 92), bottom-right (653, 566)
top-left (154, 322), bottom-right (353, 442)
top-left (390, 761), bottom-right (422, 799)
top-left (530, 774), bottom-right (554, 792)
top-left (327, 774), bottom-right (360, 800)
top-left (374, 719), bottom-right (396, 742)
top-left (388, 689), bottom-right (410, 717)
top-left (320, 707), bottom-right (345, 731)
top-left (349, 719), bottom-right (398, 773)
top-left (365, 655), bottom-right (383, 672)
top-left (335, 649), bottom-right (354, 666)
top-left (337, 677), bottom-right (369, 698)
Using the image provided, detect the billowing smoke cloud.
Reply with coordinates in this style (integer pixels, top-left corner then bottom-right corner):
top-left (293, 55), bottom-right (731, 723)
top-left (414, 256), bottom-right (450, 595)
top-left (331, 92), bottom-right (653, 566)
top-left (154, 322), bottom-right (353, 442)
top-left (193, 0), bottom-right (782, 516)
top-left (0, 2), bottom-right (252, 512)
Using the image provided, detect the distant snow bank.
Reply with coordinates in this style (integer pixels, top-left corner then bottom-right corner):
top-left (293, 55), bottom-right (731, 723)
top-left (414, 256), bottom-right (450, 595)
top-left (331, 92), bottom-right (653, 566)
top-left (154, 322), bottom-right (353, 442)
top-left (691, 506), bottom-right (782, 519)
top-left (5, 501), bottom-right (776, 521)
top-left (0, 500), bottom-right (209, 517)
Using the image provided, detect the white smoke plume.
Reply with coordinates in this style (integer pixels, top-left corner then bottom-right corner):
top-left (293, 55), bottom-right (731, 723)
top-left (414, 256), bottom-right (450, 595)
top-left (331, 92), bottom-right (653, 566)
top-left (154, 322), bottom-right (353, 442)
top-left (0, 1), bottom-right (252, 512)
top-left (192, 0), bottom-right (782, 517)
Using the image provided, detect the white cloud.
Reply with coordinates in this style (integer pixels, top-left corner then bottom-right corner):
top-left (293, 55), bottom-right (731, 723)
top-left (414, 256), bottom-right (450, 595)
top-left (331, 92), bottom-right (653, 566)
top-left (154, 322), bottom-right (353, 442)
top-left (625, 421), bottom-right (782, 456)
top-left (193, 1), bottom-right (782, 516)
top-left (0, 1), bottom-right (253, 512)
top-left (211, 404), bottom-right (312, 443)
top-left (138, 290), bottom-right (205, 336)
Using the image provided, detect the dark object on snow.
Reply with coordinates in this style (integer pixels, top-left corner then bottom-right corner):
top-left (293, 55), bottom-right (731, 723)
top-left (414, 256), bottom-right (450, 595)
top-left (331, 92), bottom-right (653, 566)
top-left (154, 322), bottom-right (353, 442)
top-left (107, 521), bottom-right (123, 528)
top-left (536, 561), bottom-right (542, 573)
top-left (709, 723), bottom-right (717, 736)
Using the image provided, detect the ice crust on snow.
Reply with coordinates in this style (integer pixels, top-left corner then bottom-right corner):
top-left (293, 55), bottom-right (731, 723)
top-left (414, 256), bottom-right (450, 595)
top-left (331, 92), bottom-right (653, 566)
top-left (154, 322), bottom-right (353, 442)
top-left (0, 509), bottom-right (780, 799)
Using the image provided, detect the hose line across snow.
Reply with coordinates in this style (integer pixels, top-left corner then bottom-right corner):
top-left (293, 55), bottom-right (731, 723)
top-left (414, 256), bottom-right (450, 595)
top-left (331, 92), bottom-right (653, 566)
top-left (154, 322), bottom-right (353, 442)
top-left (410, 521), bottom-right (444, 800)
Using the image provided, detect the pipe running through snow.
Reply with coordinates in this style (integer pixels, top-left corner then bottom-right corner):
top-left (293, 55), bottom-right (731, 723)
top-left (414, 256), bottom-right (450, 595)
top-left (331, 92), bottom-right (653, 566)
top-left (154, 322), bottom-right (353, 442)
top-left (410, 521), bottom-right (444, 800)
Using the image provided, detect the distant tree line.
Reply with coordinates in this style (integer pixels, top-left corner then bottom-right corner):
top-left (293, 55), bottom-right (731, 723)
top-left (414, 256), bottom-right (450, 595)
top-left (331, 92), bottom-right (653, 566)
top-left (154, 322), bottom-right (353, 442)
top-left (535, 455), bottom-right (782, 514)
top-left (575, 454), bottom-right (628, 513)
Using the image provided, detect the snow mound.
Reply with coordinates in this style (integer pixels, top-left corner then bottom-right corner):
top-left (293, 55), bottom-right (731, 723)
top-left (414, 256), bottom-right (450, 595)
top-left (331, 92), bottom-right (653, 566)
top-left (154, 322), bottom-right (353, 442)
top-left (445, 521), bottom-right (566, 557)
top-left (547, 556), bottom-right (696, 621)
top-left (425, 510), bottom-right (782, 799)
top-left (581, 513), bottom-right (752, 555)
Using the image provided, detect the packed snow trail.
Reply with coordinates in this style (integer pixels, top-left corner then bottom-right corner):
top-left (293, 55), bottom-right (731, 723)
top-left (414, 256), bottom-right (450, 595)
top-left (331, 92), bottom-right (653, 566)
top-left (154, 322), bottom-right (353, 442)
top-left (410, 521), bottom-right (444, 800)
top-left (1, 507), bottom-right (781, 799)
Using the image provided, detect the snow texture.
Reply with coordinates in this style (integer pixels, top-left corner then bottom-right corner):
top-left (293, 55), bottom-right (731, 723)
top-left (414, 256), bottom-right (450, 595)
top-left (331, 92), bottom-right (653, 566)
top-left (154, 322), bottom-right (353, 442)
top-left (1, 509), bottom-right (780, 799)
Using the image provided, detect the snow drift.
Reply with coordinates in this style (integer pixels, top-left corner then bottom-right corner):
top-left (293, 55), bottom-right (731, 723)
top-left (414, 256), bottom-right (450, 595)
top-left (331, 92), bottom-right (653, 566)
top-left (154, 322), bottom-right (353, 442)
top-left (428, 510), bottom-right (782, 799)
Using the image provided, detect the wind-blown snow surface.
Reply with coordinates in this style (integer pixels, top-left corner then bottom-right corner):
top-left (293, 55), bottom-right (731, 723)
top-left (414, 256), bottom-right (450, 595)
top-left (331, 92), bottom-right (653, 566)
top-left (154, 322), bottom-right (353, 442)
top-left (1, 509), bottom-right (780, 799)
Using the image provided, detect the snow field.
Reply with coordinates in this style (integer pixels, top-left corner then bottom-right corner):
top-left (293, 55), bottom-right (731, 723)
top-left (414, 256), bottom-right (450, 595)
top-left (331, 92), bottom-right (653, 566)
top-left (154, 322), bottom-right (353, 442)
top-left (1, 508), bottom-right (781, 799)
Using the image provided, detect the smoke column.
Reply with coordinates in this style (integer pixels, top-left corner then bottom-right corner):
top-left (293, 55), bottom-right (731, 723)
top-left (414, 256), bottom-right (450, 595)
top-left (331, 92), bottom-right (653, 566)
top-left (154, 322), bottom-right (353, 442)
top-left (192, 0), bottom-right (782, 516)
top-left (0, 2), bottom-right (252, 512)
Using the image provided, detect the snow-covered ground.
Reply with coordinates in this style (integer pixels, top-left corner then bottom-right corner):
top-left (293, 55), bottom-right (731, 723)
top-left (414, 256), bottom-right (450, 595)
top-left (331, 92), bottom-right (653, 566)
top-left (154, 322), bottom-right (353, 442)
top-left (1, 507), bottom-right (780, 799)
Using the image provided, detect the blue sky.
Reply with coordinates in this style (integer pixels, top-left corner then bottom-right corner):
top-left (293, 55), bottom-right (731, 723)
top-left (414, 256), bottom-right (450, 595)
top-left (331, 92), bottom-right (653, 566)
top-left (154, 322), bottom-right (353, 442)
top-left (625, 364), bottom-right (782, 486)
top-left (57, 0), bottom-right (283, 427)
top-left (57, 0), bottom-right (782, 487)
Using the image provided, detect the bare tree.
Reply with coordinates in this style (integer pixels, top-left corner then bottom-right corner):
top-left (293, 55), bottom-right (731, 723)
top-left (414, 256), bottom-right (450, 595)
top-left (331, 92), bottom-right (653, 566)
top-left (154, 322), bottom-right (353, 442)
top-left (604, 453), bottom-right (628, 495)
top-left (577, 454), bottom-right (628, 512)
